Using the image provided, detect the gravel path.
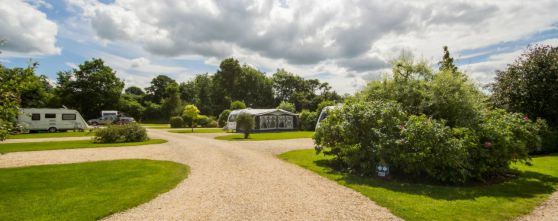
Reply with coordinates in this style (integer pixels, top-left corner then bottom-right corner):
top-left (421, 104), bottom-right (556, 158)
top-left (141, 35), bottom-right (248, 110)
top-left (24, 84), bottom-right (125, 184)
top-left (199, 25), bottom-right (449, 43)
top-left (516, 190), bottom-right (558, 221)
top-left (0, 129), bottom-right (400, 220)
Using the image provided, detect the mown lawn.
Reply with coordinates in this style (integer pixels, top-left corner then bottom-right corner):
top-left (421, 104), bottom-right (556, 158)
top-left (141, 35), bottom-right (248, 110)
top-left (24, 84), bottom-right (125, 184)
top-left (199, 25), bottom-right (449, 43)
top-left (0, 139), bottom-right (167, 154)
top-left (7, 131), bottom-right (95, 139)
top-left (215, 131), bottom-right (314, 141)
top-left (0, 159), bottom-right (188, 221)
top-left (279, 150), bottom-right (558, 221)
top-left (169, 128), bottom-right (224, 133)
top-left (140, 123), bottom-right (170, 129)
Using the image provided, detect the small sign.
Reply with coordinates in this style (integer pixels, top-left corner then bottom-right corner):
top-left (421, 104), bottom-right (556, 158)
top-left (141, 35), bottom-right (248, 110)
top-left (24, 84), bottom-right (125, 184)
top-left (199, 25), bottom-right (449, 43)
top-left (376, 164), bottom-right (389, 177)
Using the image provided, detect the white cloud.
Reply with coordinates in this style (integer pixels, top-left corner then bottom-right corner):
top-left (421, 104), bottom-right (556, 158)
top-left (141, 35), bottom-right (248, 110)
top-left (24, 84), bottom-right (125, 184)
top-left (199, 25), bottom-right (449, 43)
top-left (0, 0), bottom-right (60, 56)
top-left (63, 0), bottom-right (558, 94)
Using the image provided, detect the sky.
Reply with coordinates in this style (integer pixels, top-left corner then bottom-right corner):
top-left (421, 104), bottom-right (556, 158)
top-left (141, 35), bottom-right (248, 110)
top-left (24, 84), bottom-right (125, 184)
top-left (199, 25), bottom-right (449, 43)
top-left (1, 0), bottom-right (558, 94)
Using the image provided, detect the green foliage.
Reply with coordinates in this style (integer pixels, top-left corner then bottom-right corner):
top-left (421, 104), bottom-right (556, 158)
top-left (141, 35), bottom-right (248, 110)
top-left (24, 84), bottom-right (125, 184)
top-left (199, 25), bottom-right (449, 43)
top-left (491, 45), bottom-right (558, 129)
top-left (438, 46), bottom-right (458, 73)
top-left (169, 116), bottom-right (184, 128)
top-left (161, 82), bottom-right (182, 120)
top-left (181, 104), bottom-right (200, 131)
top-left (316, 50), bottom-right (549, 184)
top-left (277, 101), bottom-right (296, 113)
top-left (145, 75), bottom-right (176, 104)
top-left (56, 58), bottom-right (124, 120)
top-left (124, 86), bottom-right (145, 95)
top-left (236, 112), bottom-right (255, 139)
top-left (195, 115), bottom-right (211, 127)
top-left (316, 100), bottom-right (335, 113)
top-left (230, 100), bottom-right (246, 110)
top-left (272, 69), bottom-right (340, 111)
top-left (94, 123), bottom-right (148, 143)
top-left (298, 110), bottom-right (318, 131)
top-left (118, 94), bottom-right (145, 121)
top-left (0, 63), bottom-right (46, 140)
top-left (218, 109), bottom-right (231, 127)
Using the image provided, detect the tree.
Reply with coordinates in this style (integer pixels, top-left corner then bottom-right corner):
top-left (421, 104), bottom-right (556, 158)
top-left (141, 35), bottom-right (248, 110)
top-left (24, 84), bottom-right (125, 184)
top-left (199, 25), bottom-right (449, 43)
top-left (277, 101), bottom-right (296, 113)
top-left (230, 100), bottom-right (246, 110)
top-left (125, 86), bottom-right (145, 96)
top-left (182, 104), bottom-right (200, 132)
top-left (0, 63), bottom-right (38, 140)
top-left (145, 75), bottom-right (176, 104)
top-left (161, 82), bottom-right (182, 120)
top-left (237, 65), bottom-right (274, 108)
top-left (236, 112), bottom-right (255, 139)
top-left (438, 46), bottom-right (458, 73)
top-left (316, 100), bottom-right (335, 112)
top-left (118, 94), bottom-right (145, 121)
top-left (56, 58), bottom-right (124, 120)
top-left (218, 109), bottom-right (231, 127)
top-left (491, 45), bottom-right (558, 127)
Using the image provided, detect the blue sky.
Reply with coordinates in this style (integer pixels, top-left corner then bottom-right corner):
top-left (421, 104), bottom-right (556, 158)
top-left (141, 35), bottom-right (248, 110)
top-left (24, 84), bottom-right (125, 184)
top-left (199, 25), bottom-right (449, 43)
top-left (1, 0), bottom-right (558, 94)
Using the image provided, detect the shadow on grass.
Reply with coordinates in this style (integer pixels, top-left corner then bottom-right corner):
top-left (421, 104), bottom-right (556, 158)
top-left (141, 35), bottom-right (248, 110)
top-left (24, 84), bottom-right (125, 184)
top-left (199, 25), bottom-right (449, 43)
top-left (314, 159), bottom-right (558, 201)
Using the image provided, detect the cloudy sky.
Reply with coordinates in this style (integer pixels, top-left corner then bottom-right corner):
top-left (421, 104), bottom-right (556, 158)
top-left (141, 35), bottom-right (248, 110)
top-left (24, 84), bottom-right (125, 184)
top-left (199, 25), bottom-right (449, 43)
top-left (1, 0), bottom-right (558, 94)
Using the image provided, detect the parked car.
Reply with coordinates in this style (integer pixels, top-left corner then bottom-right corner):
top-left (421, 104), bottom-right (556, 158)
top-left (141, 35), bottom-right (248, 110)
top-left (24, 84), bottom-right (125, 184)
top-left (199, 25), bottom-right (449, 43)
top-left (88, 115), bottom-right (117, 126)
top-left (114, 116), bottom-right (136, 125)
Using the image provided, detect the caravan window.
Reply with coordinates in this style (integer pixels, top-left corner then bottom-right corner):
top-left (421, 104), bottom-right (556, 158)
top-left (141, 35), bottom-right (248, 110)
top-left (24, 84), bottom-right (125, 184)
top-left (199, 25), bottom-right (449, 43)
top-left (45, 113), bottom-right (56, 119)
top-left (31, 113), bottom-right (40, 121)
top-left (62, 114), bottom-right (76, 120)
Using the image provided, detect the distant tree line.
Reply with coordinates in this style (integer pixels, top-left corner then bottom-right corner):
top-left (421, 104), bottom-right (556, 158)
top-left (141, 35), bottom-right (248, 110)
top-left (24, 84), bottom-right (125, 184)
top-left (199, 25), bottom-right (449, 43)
top-left (0, 57), bottom-right (341, 129)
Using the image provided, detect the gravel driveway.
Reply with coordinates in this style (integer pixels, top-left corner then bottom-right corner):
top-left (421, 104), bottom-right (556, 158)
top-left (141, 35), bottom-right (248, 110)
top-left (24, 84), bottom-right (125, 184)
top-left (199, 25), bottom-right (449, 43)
top-left (0, 129), bottom-right (400, 220)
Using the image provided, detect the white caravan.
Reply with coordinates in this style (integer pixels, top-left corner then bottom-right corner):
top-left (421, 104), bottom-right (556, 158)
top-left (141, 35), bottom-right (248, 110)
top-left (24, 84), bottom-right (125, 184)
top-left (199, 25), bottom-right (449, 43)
top-left (17, 108), bottom-right (89, 132)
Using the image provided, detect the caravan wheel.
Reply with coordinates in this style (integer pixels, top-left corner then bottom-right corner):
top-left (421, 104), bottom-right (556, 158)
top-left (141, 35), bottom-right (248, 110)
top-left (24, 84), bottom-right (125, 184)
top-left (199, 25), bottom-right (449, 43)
top-left (48, 127), bottom-right (57, 133)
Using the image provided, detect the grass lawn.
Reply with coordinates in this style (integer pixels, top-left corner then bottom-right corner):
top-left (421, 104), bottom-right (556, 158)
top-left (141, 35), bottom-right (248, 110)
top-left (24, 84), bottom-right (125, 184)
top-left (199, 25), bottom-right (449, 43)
top-left (279, 150), bottom-right (558, 221)
top-left (140, 123), bottom-right (170, 129)
top-left (7, 131), bottom-right (95, 139)
top-left (215, 131), bottom-right (314, 141)
top-left (169, 128), bottom-right (224, 133)
top-left (0, 139), bottom-right (167, 154)
top-left (0, 159), bottom-right (188, 221)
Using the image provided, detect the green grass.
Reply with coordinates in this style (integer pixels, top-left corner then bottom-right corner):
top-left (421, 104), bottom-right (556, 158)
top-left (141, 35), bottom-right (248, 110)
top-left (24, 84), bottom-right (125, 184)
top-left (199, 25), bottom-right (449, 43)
top-left (140, 123), bottom-right (170, 129)
top-left (7, 131), bottom-right (95, 139)
top-left (0, 139), bottom-right (167, 154)
top-left (215, 131), bottom-right (314, 141)
top-left (169, 128), bottom-right (224, 133)
top-left (0, 159), bottom-right (188, 221)
top-left (279, 150), bottom-right (558, 221)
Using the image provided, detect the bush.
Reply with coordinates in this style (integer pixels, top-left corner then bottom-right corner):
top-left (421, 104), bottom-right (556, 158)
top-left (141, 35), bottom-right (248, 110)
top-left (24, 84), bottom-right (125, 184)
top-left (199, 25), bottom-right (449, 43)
top-left (169, 116), bottom-right (184, 128)
top-left (236, 112), bottom-right (255, 139)
top-left (218, 109), bottom-right (231, 127)
top-left (207, 119), bottom-right (219, 128)
top-left (277, 101), bottom-right (296, 113)
top-left (196, 115), bottom-right (211, 127)
top-left (94, 123), bottom-right (148, 143)
top-left (315, 101), bottom-right (547, 184)
top-left (299, 110), bottom-right (318, 131)
top-left (230, 100), bottom-right (246, 110)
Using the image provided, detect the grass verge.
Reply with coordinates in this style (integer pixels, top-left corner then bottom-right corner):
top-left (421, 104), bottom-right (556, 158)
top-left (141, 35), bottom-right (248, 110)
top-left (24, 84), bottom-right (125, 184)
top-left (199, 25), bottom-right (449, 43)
top-left (169, 128), bottom-right (224, 133)
top-left (140, 123), bottom-right (170, 129)
top-left (215, 131), bottom-right (314, 141)
top-left (279, 149), bottom-right (558, 221)
top-left (7, 131), bottom-right (94, 139)
top-left (0, 159), bottom-right (188, 221)
top-left (0, 139), bottom-right (167, 154)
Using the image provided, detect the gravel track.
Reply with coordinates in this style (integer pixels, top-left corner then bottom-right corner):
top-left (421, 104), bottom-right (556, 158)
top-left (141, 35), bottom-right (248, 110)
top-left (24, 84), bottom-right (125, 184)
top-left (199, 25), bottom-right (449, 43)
top-left (516, 190), bottom-right (558, 221)
top-left (0, 129), bottom-right (400, 220)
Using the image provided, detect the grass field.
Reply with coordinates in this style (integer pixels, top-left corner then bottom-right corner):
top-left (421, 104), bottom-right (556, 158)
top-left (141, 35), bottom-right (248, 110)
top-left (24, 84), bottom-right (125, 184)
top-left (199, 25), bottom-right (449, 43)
top-left (7, 131), bottom-right (95, 139)
top-left (140, 123), bottom-right (170, 129)
top-left (0, 139), bottom-right (167, 154)
top-left (279, 150), bottom-right (558, 221)
top-left (0, 159), bottom-right (188, 221)
top-left (215, 131), bottom-right (314, 141)
top-left (169, 128), bottom-right (224, 133)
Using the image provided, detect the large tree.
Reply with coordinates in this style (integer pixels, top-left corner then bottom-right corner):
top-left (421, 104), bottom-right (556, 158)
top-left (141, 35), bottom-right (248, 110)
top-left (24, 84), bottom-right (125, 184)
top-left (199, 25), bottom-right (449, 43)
top-left (145, 75), bottom-right (176, 104)
top-left (56, 58), bottom-right (124, 119)
top-left (491, 45), bottom-right (558, 127)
